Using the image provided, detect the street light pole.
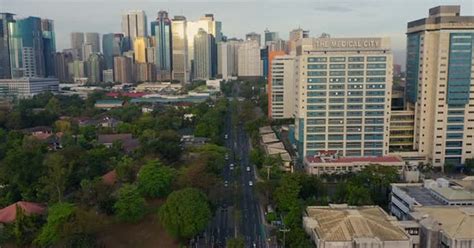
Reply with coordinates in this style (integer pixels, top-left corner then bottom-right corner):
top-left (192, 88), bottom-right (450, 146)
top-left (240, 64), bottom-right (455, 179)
top-left (279, 227), bottom-right (290, 248)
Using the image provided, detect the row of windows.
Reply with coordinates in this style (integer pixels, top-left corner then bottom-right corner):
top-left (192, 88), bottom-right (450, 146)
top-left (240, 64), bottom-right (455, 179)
top-left (307, 56), bottom-right (387, 63)
top-left (306, 142), bottom-right (383, 149)
top-left (307, 126), bottom-right (384, 133)
top-left (307, 134), bottom-right (384, 141)
top-left (306, 91), bottom-right (386, 97)
top-left (306, 118), bottom-right (384, 125)
top-left (307, 77), bottom-right (387, 83)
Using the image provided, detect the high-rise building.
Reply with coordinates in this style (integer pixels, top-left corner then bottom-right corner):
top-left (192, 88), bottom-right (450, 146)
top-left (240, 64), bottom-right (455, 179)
top-left (136, 63), bottom-right (156, 82)
top-left (264, 29), bottom-right (279, 45)
top-left (187, 14), bottom-right (221, 79)
top-left (267, 39), bottom-right (287, 53)
top-left (0, 13), bottom-right (15, 79)
top-left (102, 69), bottom-right (114, 83)
top-left (152, 11), bottom-right (172, 81)
top-left (102, 33), bottom-right (124, 70)
top-left (171, 15), bottom-right (188, 84)
top-left (133, 36), bottom-right (149, 64)
top-left (217, 39), bottom-right (242, 79)
top-left (82, 43), bottom-right (93, 61)
top-left (193, 28), bottom-right (212, 80)
top-left (69, 60), bottom-right (86, 81)
top-left (85, 32), bottom-right (100, 53)
top-left (121, 10), bottom-right (147, 51)
top-left (70, 32), bottom-right (84, 60)
top-left (53, 52), bottom-right (73, 82)
top-left (114, 56), bottom-right (133, 84)
top-left (288, 28), bottom-right (309, 55)
top-left (87, 53), bottom-right (104, 83)
top-left (237, 40), bottom-right (261, 77)
top-left (9, 16), bottom-right (46, 78)
top-left (294, 37), bottom-right (392, 159)
top-left (267, 50), bottom-right (287, 118)
top-left (245, 32), bottom-right (261, 47)
top-left (406, 5), bottom-right (474, 167)
top-left (270, 55), bottom-right (295, 119)
top-left (41, 19), bottom-right (56, 77)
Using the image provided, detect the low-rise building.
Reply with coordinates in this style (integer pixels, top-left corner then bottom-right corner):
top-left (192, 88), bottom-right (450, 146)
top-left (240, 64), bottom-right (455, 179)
top-left (97, 133), bottom-right (139, 153)
top-left (0, 78), bottom-right (59, 99)
top-left (304, 152), bottom-right (405, 175)
top-left (94, 99), bottom-right (124, 109)
top-left (390, 178), bottom-right (474, 220)
top-left (409, 206), bottom-right (474, 248)
top-left (303, 204), bottom-right (412, 248)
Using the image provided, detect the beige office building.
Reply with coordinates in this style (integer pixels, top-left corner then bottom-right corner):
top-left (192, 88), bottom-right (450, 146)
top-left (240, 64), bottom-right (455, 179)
top-left (270, 55), bottom-right (295, 119)
top-left (133, 37), bottom-right (149, 64)
top-left (237, 40), bottom-right (262, 77)
top-left (406, 6), bottom-right (474, 168)
top-left (294, 37), bottom-right (393, 159)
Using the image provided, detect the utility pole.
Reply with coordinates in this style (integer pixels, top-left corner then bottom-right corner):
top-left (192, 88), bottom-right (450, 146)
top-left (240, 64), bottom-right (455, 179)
top-left (279, 227), bottom-right (290, 248)
top-left (265, 165), bottom-right (271, 180)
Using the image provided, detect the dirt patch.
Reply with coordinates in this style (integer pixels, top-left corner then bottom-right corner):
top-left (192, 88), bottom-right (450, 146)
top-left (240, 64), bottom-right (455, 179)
top-left (97, 200), bottom-right (179, 248)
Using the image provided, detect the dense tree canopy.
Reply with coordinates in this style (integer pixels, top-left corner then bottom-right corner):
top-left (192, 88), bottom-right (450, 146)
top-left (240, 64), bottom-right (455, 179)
top-left (113, 184), bottom-right (146, 223)
top-left (137, 160), bottom-right (176, 198)
top-left (158, 188), bottom-right (211, 240)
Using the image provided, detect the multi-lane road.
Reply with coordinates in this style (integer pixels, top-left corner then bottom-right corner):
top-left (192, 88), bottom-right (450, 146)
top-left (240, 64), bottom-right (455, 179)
top-left (196, 83), bottom-right (268, 248)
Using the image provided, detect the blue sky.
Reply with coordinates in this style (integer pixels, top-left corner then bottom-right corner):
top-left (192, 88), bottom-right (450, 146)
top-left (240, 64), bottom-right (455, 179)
top-left (3, 0), bottom-right (474, 66)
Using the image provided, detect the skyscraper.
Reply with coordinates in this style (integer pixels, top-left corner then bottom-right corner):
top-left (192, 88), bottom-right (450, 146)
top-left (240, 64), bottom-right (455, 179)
top-left (406, 5), bottom-right (474, 168)
top-left (237, 40), bottom-right (261, 77)
top-left (70, 32), bottom-right (84, 60)
top-left (114, 56), bottom-right (133, 84)
top-left (133, 36), bottom-right (149, 64)
top-left (245, 32), bottom-right (261, 47)
top-left (288, 28), bottom-right (309, 55)
top-left (264, 29), bottom-right (279, 45)
top-left (102, 33), bottom-right (124, 69)
top-left (0, 13), bottom-right (15, 79)
top-left (121, 10), bottom-right (147, 51)
top-left (53, 52), bottom-right (73, 82)
top-left (87, 53), bottom-right (104, 83)
top-left (294, 37), bottom-right (392, 159)
top-left (187, 14), bottom-right (221, 79)
top-left (85, 32), bottom-right (100, 53)
top-left (9, 16), bottom-right (45, 78)
top-left (82, 43), bottom-right (93, 61)
top-left (171, 15), bottom-right (188, 84)
top-left (267, 50), bottom-right (287, 118)
top-left (270, 55), bottom-right (295, 119)
top-left (193, 28), bottom-right (212, 80)
top-left (152, 11), bottom-right (172, 81)
top-left (41, 19), bottom-right (56, 77)
top-left (217, 39), bottom-right (242, 79)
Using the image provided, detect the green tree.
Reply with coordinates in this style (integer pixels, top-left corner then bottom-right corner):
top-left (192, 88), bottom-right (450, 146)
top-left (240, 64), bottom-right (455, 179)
top-left (12, 206), bottom-right (42, 246)
top-left (274, 174), bottom-right (302, 212)
top-left (39, 153), bottom-right (71, 203)
top-left (158, 188), bottom-right (211, 240)
top-left (137, 160), bottom-right (176, 198)
top-left (115, 156), bottom-right (136, 183)
top-left (227, 237), bottom-right (245, 248)
top-left (45, 97), bottom-right (61, 115)
top-left (35, 202), bottom-right (75, 246)
top-left (114, 184), bottom-right (146, 222)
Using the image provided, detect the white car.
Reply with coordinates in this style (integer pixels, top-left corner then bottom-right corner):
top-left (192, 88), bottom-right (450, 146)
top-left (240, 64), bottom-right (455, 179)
top-left (224, 134), bottom-right (228, 139)
top-left (246, 166), bottom-right (251, 172)
top-left (224, 181), bottom-right (228, 187)
top-left (225, 154), bottom-right (229, 160)
top-left (249, 181), bottom-right (253, 186)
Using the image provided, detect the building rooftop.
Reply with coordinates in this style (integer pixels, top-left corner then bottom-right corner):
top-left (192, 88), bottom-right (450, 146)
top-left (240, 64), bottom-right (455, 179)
top-left (261, 133), bottom-right (279, 144)
top-left (306, 155), bottom-right (403, 164)
top-left (305, 205), bottom-right (409, 242)
top-left (398, 185), bottom-right (444, 206)
top-left (410, 206), bottom-right (474, 240)
top-left (0, 201), bottom-right (46, 223)
top-left (259, 126), bottom-right (273, 135)
top-left (431, 186), bottom-right (474, 201)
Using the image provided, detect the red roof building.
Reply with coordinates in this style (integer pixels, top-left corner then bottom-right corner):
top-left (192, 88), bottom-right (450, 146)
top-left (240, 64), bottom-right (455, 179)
top-left (102, 169), bottom-right (118, 186)
top-left (0, 201), bottom-right (46, 223)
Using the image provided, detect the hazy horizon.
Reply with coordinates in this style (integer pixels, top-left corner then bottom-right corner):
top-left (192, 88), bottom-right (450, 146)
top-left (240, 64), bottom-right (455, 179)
top-left (3, 0), bottom-right (474, 68)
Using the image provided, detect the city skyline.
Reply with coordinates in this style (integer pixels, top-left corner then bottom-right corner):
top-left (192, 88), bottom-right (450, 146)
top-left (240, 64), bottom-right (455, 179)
top-left (5, 0), bottom-right (473, 66)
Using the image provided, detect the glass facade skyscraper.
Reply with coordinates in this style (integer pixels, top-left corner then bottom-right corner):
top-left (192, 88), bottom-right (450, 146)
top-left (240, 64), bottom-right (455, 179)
top-left (9, 16), bottom-right (45, 78)
top-left (41, 19), bottom-right (56, 77)
top-left (0, 13), bottom-right (15, 79)
top-left (152, 11), bottom-right (172, 80)
top-left (102, 33), bottom-right (124, 70)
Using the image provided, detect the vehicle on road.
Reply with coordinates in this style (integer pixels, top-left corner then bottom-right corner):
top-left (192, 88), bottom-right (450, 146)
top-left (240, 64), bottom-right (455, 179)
top-left (249, 181), bottom-right (253, 186)
top-left (224, 134), bottom-right (228, 139)
top-left (225, 153), bottom-right (229, 160)
top-left (224, 181), bottom-right (228, 187)
top-left (246, 166), bottom-right (251, 172)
